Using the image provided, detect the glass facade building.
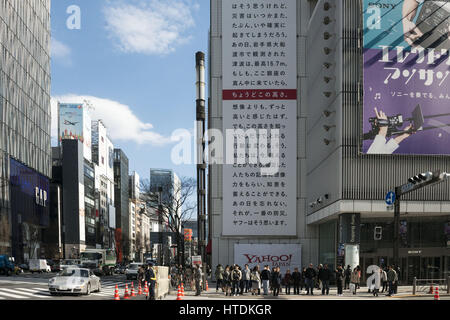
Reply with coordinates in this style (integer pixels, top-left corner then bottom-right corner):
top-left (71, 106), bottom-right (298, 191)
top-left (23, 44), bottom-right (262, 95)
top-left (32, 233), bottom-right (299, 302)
top-left (0, 0), bottom-right (51, 258)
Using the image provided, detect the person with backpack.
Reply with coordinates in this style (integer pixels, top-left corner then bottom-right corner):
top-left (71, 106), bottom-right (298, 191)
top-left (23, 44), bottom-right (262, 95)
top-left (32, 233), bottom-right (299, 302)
top-left (260, 265), bottom-right (271, 295)
top-left (231, 265), bottom-right (242, 296)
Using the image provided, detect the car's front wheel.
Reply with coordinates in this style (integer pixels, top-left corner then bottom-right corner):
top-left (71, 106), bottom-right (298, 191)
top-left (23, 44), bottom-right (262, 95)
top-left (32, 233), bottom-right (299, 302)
top-left (85, 283), bottom-right (91, 295)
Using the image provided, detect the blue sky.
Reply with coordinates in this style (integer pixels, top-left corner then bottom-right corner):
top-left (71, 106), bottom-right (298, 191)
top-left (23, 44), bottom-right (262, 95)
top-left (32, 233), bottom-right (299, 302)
top-left (50, 0), bottom-right (209, 181)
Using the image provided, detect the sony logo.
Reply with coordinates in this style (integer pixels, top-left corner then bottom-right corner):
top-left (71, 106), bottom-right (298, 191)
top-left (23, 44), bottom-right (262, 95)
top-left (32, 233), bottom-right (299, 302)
top-left (35, 187), bottom-right (47, 207)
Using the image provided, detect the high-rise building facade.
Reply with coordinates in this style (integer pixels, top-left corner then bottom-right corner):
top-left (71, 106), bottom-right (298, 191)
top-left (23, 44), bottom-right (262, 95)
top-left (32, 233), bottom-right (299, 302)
top-left (0, 0), bottom-right (52, 261)
top-left (306, 0), bottom-right (450, 283)
top-left (209, 0), bottom-right (312, 272)
top-left (113, 148), bottom-right (129, 262)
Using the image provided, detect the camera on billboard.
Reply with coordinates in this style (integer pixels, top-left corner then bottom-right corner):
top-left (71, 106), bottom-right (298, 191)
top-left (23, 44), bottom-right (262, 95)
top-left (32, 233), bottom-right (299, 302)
top-left (363, 104), bottom-right (450, 141)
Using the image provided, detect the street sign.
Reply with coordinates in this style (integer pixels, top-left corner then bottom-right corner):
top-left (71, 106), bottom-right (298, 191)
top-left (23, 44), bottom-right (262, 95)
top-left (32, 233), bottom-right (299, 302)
top-left (385, 191), bottom-right (396, 205)
top-left (191, 255), bottom-right (202, 267)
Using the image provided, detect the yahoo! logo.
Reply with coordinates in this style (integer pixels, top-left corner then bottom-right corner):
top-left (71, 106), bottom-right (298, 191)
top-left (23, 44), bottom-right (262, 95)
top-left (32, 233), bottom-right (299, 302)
top-left (243, 254), bottom-right (293, 264)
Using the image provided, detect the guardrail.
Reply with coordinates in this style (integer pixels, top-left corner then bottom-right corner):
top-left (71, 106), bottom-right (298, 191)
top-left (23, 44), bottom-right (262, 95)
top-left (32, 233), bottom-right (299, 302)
top-left (412, 277), bottom-right (450, 295)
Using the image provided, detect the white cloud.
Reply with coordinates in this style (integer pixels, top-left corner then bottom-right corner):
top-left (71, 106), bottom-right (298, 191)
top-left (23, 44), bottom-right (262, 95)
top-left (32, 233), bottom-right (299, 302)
top-left (51, 95), bottom-right (173, 146)
top-left (103, 0), bottom-right (198, 55)
top-left (51, 38), bottom-right (71, 59)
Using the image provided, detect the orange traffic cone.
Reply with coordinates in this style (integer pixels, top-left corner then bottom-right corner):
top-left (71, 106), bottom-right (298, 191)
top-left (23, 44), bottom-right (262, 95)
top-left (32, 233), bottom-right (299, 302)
top-left (181, 283), bottom-right (185, 296)
top-left (206, 280), bottom-right (209, 291)
top-left (138, 282), bottom-right (142, 295)
top-left (434, 286), bottom-right (440, 300)
top-left (176, 285), bottom-right (183, 300)
top-left (123, 284), bottom-right (130, 299)
top-left (144, 281), bottom-right (148, 294)
top-left (130, 282), bottom-right (136, 297)
top-left (113, 285), bottom-right (120, 300)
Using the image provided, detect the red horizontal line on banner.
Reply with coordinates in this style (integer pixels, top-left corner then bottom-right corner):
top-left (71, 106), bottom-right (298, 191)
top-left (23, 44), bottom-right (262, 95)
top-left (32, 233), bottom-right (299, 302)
top-left (223, 89), bottom-right (297, 100)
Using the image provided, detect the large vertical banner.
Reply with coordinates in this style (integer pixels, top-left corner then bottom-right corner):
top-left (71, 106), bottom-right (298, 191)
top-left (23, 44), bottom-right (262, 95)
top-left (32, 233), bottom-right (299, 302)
top-left (58, 103), bottom-right (92, 161)
top-left (362, 0), bottom-right (450, 155)
top-left (222, 0), bottom-right (297, 236)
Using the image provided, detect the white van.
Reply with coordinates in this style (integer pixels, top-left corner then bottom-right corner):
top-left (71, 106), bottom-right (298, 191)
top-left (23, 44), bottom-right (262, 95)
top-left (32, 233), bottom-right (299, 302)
top-left (29, 259), bottom-right (51, 273)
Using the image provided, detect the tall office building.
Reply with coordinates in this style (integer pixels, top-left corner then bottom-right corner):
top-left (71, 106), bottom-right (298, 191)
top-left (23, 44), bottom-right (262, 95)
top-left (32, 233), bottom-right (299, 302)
top-left (306, 0), bottom-right (450, 284)
top-left (209, 0), bottom-right (312, 273)
top-left (113, 149), bottom-right (129, 262)
top-left (92, 120), bottom-right (116, 251)
top-left (0, 0), bottom-right (52, 261)
top-left (209, 0), bottom-right (450, 280)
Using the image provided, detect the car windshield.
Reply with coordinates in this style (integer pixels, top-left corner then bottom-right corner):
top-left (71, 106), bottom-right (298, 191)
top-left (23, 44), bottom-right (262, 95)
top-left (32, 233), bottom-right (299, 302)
top-left (129, 264), bottom-right (140, 269)
top-left (58, 269), bottom-right (89, 278)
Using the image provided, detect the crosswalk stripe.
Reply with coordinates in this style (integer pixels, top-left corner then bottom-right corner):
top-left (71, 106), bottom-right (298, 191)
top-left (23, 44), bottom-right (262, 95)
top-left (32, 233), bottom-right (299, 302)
top-left (16, 288), bottom-right (51, 296)
top-left (4, 288), bottom-right (50, 298)
top-left (32, 288), bottom-right (52, 296)
top-left (0, 290), bottom-right (28, 299)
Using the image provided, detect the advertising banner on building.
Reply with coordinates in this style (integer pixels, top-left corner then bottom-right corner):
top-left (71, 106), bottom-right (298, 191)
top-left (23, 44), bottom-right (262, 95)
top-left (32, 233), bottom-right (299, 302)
top-left (222, 0), bottom-right (297, 236)
top-left (58, 103), bottom-right (92, 161)
top-left (362, 0), bottom-right (450, 154)
top-left (234, 244), bottom-right (301, 274)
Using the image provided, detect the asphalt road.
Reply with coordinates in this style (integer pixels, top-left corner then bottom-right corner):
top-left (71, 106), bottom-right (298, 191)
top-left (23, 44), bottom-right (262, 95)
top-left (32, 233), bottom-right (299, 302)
top-left (0, 272), bottom-right (149, 300)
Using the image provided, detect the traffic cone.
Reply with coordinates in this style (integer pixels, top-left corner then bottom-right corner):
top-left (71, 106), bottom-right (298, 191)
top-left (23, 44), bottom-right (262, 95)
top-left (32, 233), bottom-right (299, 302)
top-left (434, 286), bottom-right (440, 300)
top-left (429, 284), bottom-right (434, 294)
top-left (123, 284), bottom-right (130, 299)
top-left (138, 282), bottom-right (142, 295)
top-left (181, 283), bottom-right (185, 296)
top-left (113, 285), bottom-right (120, 300)
top-left (206, 280), bottom-right (209, 291)
top-left (176, 285), bottom-right (183, 300)
top-left (130, 282), bottom-right (136, 297)
top-left (144, 281), bottom-right (148, 294)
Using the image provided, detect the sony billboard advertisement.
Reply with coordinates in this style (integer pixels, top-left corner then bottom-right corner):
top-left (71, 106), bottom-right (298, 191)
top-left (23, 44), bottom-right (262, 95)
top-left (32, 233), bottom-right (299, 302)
top-left (362, 0), bottom-right (450, 154)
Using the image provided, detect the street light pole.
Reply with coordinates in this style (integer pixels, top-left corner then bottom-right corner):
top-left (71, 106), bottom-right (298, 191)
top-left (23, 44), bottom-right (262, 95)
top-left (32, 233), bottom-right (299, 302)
top-left (393, 186), bottom-right (401, 267)
top-left (196, 51), bottom-right (207, 289)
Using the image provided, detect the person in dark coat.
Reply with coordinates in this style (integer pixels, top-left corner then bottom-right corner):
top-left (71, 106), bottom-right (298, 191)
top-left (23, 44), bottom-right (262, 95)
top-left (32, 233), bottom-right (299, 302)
top-left (300, 267), bottom-right (307, 292)
top-left (271, 267), bottom-right (282, 296)
top-left (319, 264), bottom-right (332, 295)
top-left (304, 263), bottom-right (317, 295)
top-left (292, 267), bottom-right (301, 295)
top-left (335, 264), bottom-right (344, 296)
top-left (260, 265), bottom-right (271, 295)
top-left (283, 269), bottom-right (292, 294)
top-left (344, 265), bottom-right (351, 290)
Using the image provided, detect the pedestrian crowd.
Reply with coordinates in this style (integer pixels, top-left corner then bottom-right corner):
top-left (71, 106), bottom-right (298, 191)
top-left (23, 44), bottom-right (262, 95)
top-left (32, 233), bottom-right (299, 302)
top-left (210, 263), bottom-right (400, 297)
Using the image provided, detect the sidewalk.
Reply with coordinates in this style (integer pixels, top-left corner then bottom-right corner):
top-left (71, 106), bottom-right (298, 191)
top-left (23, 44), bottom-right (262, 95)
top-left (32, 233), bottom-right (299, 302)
top-left (164, 285), bottom-right (449, 300)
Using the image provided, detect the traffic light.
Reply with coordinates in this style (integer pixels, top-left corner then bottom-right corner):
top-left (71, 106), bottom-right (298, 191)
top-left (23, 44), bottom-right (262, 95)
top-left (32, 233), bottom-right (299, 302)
top-left (374, 226), bottom-right (382, 240)
top-left (407, 171), bottom-right (433, 184)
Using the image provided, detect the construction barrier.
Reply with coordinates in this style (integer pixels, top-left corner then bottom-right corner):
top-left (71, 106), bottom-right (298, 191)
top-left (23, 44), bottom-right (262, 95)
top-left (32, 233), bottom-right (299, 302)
top-left (155, 266), bottom-right (170, 299)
